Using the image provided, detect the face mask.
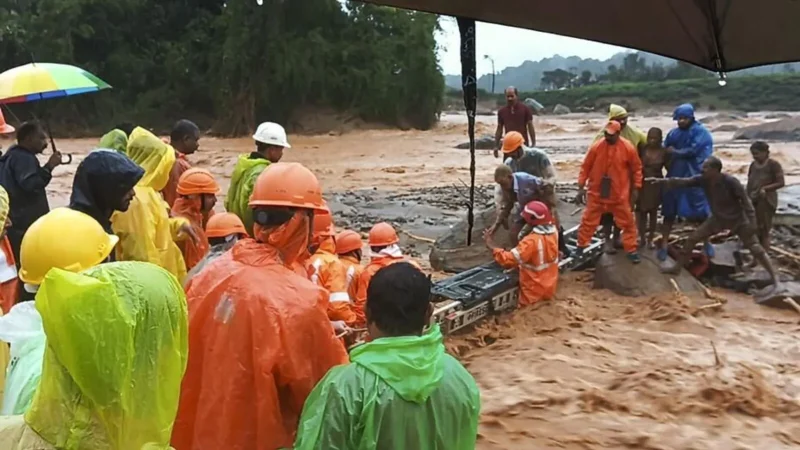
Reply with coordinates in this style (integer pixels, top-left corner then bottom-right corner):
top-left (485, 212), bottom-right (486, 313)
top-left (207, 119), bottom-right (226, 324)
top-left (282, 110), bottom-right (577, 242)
top-left (254, 211), bottom-right (311, 266)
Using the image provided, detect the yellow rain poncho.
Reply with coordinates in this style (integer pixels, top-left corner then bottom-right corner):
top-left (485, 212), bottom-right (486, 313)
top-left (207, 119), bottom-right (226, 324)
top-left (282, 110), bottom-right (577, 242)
top-left (0, 261), bottom-right (188, 450)
top-left (111, 128), bottom-right (189, 280)
top-left (98, 129), bottom-right (128, 154)
top-left (594, 104), bottom-right (647, 149)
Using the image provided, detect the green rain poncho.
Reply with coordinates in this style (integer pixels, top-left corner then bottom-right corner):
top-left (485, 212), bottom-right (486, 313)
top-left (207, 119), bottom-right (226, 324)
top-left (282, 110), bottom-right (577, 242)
top-left (99, 129), bottom-right (128, 154)
top-left (0, 261), bottom-right (189, 450)
top-left (293, 324), bottom-right (481, 450)
top-left (225, 154), bottom-right (270, 235)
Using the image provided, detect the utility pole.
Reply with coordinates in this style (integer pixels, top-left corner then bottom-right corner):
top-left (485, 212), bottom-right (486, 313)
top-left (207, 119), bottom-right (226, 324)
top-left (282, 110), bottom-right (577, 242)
top-left (484, 55), bottom-right (495, 93)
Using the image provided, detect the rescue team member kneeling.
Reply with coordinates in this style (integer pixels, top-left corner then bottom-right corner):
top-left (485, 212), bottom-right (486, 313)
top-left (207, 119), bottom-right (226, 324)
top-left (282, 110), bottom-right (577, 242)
top-left (575, 121), bottom-right (643, 264)
top-left (0, 262), bottom-right (188, 450)
top-left (484, 200), bottom-right (559, 306)
top-left (294, 262), bottom-right (481, 450)
top-left (173, 163), bottom-right (349, 450)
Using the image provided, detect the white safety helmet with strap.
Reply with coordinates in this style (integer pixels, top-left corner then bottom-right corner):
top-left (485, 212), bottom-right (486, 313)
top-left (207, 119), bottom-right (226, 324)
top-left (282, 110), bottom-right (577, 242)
top-left (253, 122), bottom-right (291, 148)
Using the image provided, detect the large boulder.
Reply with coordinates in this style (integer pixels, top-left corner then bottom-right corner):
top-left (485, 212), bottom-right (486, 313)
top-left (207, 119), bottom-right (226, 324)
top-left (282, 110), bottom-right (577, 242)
top-left (430, 206), bottom-right (505, 272)
top-left (594, 250), bottom-right (705, 297)
top-left (524, 98), bottom-right (545, 113)
top-left (553, 104), bottom-right (571, 115)
top-left (712, 124), bottom-right (740, 132)
top-left (733, 117), bottom-right (800, 141)
top-left (455, 134), bottom-right (495, 150)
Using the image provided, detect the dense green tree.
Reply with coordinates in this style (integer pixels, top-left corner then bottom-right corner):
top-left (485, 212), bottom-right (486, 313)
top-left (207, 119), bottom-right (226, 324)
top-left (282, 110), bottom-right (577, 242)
top-left (0, 0), bottom-right (443, 135)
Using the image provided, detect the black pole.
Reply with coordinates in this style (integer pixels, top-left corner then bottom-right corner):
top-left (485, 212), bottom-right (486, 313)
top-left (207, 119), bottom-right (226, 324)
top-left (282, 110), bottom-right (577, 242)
top-left (491, 60), bottom-right (496, 94)
top-left (457, 18), bottom-right (477, 246)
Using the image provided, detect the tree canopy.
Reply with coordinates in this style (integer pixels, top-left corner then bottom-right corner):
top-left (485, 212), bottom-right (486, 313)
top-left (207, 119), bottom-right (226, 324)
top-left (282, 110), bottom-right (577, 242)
top-left (0, 0), bottom-right (444, 135)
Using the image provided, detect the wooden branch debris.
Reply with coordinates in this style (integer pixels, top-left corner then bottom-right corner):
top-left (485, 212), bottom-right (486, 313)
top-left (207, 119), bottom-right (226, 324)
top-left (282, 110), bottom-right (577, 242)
top-left (772, 246), bottom-right (800, 263)
top-left (783, 297), bottom-right (800, 316)
top-left (570, 207), bottom-right (584, 216)
top-left (402, 230), bottom-right (437, 244)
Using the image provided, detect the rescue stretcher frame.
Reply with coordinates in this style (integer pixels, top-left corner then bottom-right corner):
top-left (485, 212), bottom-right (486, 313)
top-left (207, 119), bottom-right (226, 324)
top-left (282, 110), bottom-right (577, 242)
top-left (431, 225), bottom-right (604, 335)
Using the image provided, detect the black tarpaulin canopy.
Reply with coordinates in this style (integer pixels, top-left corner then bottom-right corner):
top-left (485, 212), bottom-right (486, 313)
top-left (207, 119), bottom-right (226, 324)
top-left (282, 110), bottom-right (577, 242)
top-left (356, 0), bottom-right (800, 73)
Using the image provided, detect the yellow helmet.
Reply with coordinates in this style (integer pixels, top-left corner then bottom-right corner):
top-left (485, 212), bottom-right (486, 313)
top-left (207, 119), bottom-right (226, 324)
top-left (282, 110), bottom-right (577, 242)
top-left (19, 208), bottom-right (119, 285)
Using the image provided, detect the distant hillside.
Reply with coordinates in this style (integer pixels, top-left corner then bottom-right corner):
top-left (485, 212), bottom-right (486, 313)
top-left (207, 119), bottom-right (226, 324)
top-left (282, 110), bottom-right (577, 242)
top-left (444, 52), bottom-right (800, 92)
top-left (518, 73), bottom-right (800, 112)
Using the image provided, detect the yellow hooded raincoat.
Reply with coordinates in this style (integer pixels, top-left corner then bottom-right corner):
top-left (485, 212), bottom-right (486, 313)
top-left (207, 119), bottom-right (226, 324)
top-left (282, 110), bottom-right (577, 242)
top-left (593, 104), bottom-right (648, 149)
top-left (0, 261), bottom-right (189, 450)
top-left (111, 128), bottom-right (189, 280)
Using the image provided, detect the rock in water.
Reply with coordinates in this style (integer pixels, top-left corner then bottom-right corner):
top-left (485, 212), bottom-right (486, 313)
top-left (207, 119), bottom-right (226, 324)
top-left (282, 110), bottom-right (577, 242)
top-left (733, 118), bottom-right (800, 141)
top-left (553, 104), bottom-right (571, 115)
top-left (430, 207), bottom-right (507, 272)
top-left (594, 250), bottom-right (704, 297)
top-left (755, 281), bottom-right (800, 309)
top-left (524, 98), bottom-right (544, 113)
top-left (712, 124), bottom-right (740, 132)
top-left (455, 134), bottom-right (496, 150)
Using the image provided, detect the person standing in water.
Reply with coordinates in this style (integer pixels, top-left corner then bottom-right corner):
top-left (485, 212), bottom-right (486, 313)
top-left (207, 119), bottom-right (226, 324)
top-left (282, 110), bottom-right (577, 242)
top-left (494, 86), bottom-right (536, 158)
top-left (636, 128), bottom-right (670, 249)
top-left (746, 141), bottom-right (785, 254)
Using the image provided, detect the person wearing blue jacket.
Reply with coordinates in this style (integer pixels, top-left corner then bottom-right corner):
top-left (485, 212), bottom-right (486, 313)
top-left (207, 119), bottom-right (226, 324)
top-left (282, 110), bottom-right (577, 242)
top-left (658, 104), bottom-right (714, 261)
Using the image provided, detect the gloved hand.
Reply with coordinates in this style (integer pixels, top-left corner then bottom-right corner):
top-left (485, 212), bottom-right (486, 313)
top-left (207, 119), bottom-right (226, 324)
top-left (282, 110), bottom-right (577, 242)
top-left (575, 188), bottom-right (586, 205)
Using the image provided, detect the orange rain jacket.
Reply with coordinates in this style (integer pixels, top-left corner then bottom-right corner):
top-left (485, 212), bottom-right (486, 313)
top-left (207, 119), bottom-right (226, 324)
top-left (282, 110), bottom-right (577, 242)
top-left (577, 136), bottom-right (643, 253)
top-left (306, 237), bottom-right (359, 326)
top-left (170, 197), bottom-right (211, 271)
top-left (163, 152), bottom-right (192, 208)
top-left (492, 225), bottom-right (559, 306)
top-left (173, 238), bottom-right (349, 450)
top-left (0, 237), bottom-right (18, 313)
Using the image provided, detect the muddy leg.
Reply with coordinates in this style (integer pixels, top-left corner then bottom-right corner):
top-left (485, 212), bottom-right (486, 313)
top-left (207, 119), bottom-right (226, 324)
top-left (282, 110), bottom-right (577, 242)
top-left (647, 211), bottom-right (658, 248)
top-left (636, 210), bottom-right (647, 248)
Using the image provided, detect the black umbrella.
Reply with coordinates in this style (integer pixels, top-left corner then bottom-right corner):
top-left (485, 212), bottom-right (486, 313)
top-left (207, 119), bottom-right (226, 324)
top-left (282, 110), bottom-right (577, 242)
top-left (356, 0), bottom-right (800, 245)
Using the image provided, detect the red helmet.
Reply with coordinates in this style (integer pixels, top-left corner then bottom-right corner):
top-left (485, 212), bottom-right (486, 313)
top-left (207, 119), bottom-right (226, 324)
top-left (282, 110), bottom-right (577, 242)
top-left (521, 201), bottom-right (553, 226)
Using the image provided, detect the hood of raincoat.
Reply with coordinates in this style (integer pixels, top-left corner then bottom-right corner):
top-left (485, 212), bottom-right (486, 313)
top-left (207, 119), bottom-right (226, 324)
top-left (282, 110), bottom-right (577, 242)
top-left (126, 127), bottom-right (176, 192)
top-left (69, 149), bottom-right (144, 233)
top-left (225, 155), bottom-right (271, 235)
top-left (25, 261), bottom-right (189, 450)
top-left (673, 103), bottom-right (696, 121)
top-left (608, 104), bottom-right (628, 119)
top-left (254, 210), bottom-right (312, 267)
top-left (98, 129), bottom-right (128, 154)
top-left (350, 324), bottom-right (445, 403)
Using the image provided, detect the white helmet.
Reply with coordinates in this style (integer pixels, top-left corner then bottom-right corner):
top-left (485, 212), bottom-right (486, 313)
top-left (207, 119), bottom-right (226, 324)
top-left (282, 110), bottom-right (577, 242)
top-left (253, 122), bottom-right (291, 148)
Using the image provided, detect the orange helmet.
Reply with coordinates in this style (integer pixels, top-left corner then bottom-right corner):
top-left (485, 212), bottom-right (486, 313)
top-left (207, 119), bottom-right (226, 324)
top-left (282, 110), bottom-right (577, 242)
top-left (313, 203), bottom-right (335, 238)
top-left (206, 212), bottom-right (248, 238)
top-left (368, 222), bottom-right (399, 247)
top-left (501, 131), bottom-right (524, 154)
top-left (249, 163), bottom-right (326, 211)
top-left (336, 230), bottom-right (363, 255)
top-left (0, 109), bottom-right (14, 135)
top-left (177, 168), bottom-right (220, 195)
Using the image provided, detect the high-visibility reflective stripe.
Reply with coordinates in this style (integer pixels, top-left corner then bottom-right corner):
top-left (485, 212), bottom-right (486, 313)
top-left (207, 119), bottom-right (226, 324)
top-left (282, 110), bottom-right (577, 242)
top-left (511, 235), bottom-right (558, 272)
top-left (345, 265), bottom-right (356, 289)
top-left (330, 292), bottom-right (351, 303)
top-left (309, 258), bottom-right (323, 285)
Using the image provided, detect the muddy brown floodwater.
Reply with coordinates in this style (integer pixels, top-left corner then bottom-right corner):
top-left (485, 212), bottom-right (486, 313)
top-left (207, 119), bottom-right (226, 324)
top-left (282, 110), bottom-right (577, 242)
top-left (15, 110), bottom-right (800, 448)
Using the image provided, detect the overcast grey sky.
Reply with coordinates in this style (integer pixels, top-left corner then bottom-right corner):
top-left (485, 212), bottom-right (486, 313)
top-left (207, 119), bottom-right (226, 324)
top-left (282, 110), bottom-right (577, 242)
top-left (437, 18), bottom-right (627, 76)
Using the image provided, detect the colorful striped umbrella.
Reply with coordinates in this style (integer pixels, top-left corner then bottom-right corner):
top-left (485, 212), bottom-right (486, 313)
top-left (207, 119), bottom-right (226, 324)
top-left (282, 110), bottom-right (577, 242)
top-left (0, 63), bottom-right (111, 104)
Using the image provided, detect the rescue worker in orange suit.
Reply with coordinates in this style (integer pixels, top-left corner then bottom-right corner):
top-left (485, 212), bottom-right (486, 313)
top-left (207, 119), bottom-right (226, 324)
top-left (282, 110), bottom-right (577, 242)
top-left (170, 168), bottom-right (220, 271)
top-left (576, 121), bottom-right (643, 263)
top-left (172, 162), bottom-right (349, 450)
top-left (0, 186), bottom-right (18, 314)
top-left (307, 205), bottom-right (359, 328)
top-left (354, 222), bottom-right (417, 324)
top-left (336, 229), bottom-right (365, 321)
top-left (184, 212), bottom-right (249, 286)
top-left (484, 200), bottom-right (559, 306)
top-left (162, 119), bottom-right (200, 208)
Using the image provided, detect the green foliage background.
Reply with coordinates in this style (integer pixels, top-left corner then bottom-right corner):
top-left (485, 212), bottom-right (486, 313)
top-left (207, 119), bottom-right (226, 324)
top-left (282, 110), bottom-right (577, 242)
top-left (0, 0), bottom-right (444, 135)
